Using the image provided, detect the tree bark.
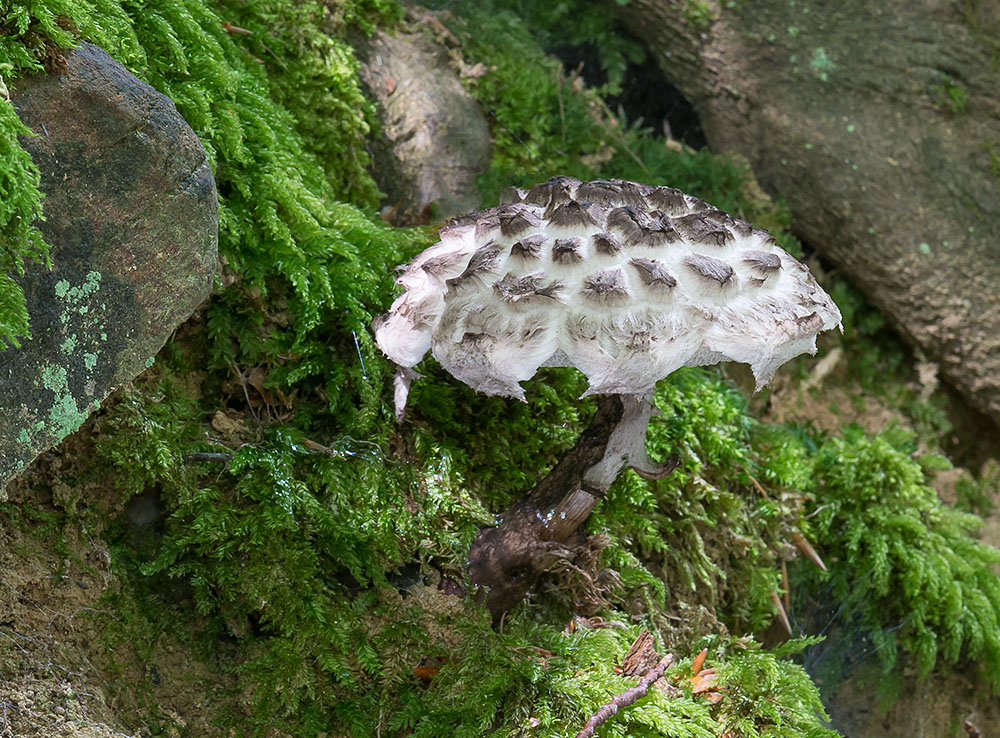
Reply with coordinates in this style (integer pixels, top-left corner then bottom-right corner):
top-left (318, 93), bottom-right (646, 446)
top-left (613, 0), bottom-right (1000, 424)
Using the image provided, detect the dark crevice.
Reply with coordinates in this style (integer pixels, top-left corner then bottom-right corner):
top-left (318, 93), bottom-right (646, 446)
top-left (551, 42), bottom-right (708, 150)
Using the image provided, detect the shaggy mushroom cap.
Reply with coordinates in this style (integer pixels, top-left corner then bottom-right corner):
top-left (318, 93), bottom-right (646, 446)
top-left (374, 176), bottom-right (841, 418)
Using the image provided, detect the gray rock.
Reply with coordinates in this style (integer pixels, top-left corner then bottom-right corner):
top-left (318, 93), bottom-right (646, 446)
top-left (356, 20), bottom-right (491, 222)
top-left (0, 42), bottom-right (217, 494)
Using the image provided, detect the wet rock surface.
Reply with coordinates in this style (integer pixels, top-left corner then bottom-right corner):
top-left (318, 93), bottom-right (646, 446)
top-left (0, 42), bottom-right (217, 493)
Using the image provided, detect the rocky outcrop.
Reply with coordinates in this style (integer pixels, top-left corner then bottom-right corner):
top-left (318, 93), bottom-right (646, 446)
top-left (356, 15), bottom-right (491, 223)
top-left (611, 0), bottom-right (1000, 424)
top-left (0, 43), bottom-right (217, 493)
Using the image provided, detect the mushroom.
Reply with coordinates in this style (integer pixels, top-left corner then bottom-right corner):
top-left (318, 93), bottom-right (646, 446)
top-left (373, 177), bottom-right (841, 616)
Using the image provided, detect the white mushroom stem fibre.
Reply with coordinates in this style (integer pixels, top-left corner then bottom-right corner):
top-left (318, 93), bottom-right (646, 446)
top-left (374, 177), bottom-right (842, 418)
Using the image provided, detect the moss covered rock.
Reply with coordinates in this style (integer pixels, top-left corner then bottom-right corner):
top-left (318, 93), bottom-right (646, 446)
top-left (0, 42), bottom-right (216, 493)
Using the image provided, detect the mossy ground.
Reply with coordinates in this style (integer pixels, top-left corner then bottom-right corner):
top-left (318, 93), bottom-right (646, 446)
top-left (2, 1), bottom-right (1000, 737)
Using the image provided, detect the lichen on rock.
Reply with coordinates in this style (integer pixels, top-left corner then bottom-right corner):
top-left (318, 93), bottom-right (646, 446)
top-left (0, 42), bottom-right (217, 492)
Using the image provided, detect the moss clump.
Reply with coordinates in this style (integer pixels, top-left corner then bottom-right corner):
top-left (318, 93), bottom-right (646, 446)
top-left (3, 0), bottom-right (1000, 735)
top-left (0, 95), bottom-right (46, 349)
top-left (792, 425), bottom-right (1000, 688)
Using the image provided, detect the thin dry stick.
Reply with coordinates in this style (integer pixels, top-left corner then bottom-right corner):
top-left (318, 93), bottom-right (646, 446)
top-left (574, 653), bottom-right (675, 738)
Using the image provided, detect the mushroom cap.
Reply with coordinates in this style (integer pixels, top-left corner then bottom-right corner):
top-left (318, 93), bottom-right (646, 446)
top-left (374, 177), bottom-right (841, 415)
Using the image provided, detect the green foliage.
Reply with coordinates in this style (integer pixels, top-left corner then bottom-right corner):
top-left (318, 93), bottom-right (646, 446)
top-left (115, 0), bottom-right (416, 417)
top-left (98, 374), bottom-right (494, 735)
top-left (0, 0), bottom-right (405, 365)
top-left (795, 425), bottom-right (1000, 686)
top-left (5, 0), bottom-right (1000, 735)
top-left (425, 0), bottom-right (610, 194)
top-left (683, 0), bottom-right (720, 29)
top-left (985, 138), bottom-right (1000, 184)
top-left (715, 637), bottom-right (837, 738)
top-left (930, 74), bottom-right (968, 113)
top-left (427, 0), bottom-right (801, 258)
top-left (0, 99), bottom-right (44, 348)
top-left (426, 0), bottom-right (646, 94)
top-left (593, 369), bottom-right (791, 633)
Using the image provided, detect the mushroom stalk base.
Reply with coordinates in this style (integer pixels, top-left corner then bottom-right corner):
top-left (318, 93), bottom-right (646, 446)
top-left (467, 394), bottom-right (677, 619)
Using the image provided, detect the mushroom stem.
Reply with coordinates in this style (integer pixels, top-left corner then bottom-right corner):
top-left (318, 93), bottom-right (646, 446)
top-left (468, 394), bottom-right (677, 619)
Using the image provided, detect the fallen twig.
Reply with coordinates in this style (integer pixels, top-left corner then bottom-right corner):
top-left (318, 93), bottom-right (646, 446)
top-left (574, 653), bottom-right (675, 738)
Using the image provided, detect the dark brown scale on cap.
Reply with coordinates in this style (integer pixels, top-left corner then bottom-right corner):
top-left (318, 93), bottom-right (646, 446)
top-left (499, 185), bottom-right (528, 204)
top-left (446, 243), bottom-right (503, 289)
top-left (607, 207), bottom-right (678, 248)
top-left (524, 175), bottom-right (581, 208)
top-left (444, 209), bottom-right (481, 228)
top-left (730, 218), bottom-right (753, 239)
top-left (510, 233), bottom-right (547, 261)
top-left (547, 200), bottom-right (599, 229)
top-left (576, 179), bottom-right (646, 208)
top-left (592, 232), bottom-right (623, 256)
top-left (420, 251), bottom-right (468, 277)
top-left (701, 209), bottom-right (734, 228)
top-left (742, 250), bottom-right (782, 275)
top-left (552, 237), bottom-right (584, 264)
top-left (684, 253), bottom-right (736, 286)
top-left (630, 180), bottom-right (658, 196)
top-left (685, 196), bottom-right (712, 212)
top-left (493, 272), bottom-right (564, 303)
top-left (673, 213), bottom-right (734, 247)
top-left (629, 258), bottom-right (677, 291)
top-left (644, 187), bottom-right (687, 214)
top-left (470, 208), bottom-right (502, 241)
top-left (752, 228), bottom-right (778, 248)
top-left (581, 266), bottom-right (631, 304)
top-left (498, 203), bottom-right (542, 238)
top-left (701, 210), bottom-right (752, 239)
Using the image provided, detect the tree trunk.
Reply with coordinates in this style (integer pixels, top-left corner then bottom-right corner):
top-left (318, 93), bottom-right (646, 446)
top-left (613, 0), bottom-right (1000, 423)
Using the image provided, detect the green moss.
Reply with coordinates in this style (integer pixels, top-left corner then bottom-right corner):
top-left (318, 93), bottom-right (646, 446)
top-left (793, 425), bottom-right (1000, 687)
top-left (985, 138), bottom-right (1000, 184)
top-left (931, 74), bottom-right (968, 113)
top-left (3, 1), bottom-right (999, 735)
top-left (0, 100), bottom-right (46, 349)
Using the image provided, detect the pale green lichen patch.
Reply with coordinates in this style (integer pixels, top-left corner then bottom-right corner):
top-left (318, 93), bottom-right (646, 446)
top-left (810, 47), bottom-right (835, 81)
top-left (53, 272), bottom-right (108, 352)
top-left (84, 353), bottom-right (98, 371)
top-left (55, 272), bottom-right (103, 328)
top-left (37, 362), bottom-right (91, 442)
